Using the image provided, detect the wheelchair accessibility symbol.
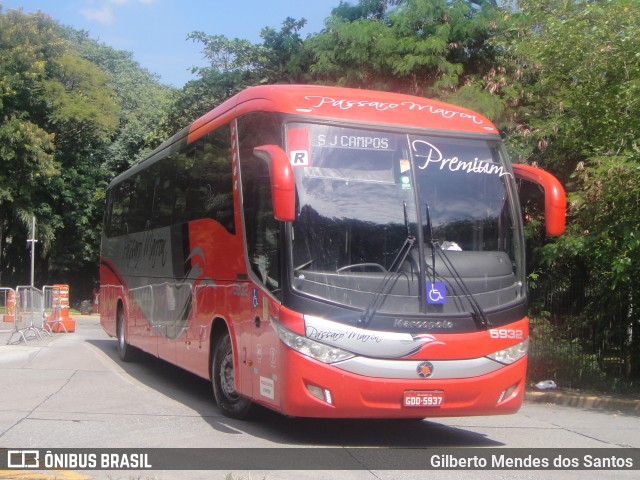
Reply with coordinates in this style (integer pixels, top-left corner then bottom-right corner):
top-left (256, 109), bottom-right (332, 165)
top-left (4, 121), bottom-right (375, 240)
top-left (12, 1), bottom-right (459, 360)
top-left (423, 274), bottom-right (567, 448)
top-left (427, 282), bottom-right (447, 305)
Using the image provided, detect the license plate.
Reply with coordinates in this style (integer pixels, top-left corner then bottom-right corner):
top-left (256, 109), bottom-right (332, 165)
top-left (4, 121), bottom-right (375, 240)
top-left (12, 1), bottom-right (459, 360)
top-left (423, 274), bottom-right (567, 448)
top-left (403, 390), bottom-right (444, 407)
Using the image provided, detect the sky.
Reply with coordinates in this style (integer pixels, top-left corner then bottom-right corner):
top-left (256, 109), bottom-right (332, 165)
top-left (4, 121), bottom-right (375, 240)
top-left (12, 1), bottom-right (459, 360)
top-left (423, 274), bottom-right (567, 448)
top-left (1, 0), bottom-right (341, 87)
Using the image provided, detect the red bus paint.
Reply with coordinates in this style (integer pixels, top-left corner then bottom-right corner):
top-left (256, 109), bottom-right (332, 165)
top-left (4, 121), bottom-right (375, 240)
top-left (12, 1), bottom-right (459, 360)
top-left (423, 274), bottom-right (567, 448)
top-left (100, 85), bottom-right (565, 419)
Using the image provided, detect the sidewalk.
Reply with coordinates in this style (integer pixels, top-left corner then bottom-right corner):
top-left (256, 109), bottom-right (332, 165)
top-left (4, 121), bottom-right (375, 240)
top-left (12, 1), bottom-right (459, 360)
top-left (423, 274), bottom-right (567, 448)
top-left (525, 388), bottom-right (640, 415)
top-left (0, 313), bottom-right (93, 345)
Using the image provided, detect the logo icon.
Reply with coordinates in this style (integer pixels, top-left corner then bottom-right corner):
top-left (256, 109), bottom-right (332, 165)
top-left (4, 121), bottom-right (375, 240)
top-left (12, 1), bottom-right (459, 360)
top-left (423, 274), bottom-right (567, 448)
top-left (7, 450), bottom-right (40, 468)
top-left (290, 150), bottom-right (309, 166)
top-left (416, 361), bottom-right (434, 378)
top-left (410, 333), bottom-right (445, 348)
top-left (427, 282), bottom-right (446, 304)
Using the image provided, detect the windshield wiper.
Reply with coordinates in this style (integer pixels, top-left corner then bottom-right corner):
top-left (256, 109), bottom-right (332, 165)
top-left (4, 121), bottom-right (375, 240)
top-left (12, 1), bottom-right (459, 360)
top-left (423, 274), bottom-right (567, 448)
top-left (424, 203), bottom-right (491, 330)
top-left (359, 201), bottom-right (415, 326)
top-left (388, 201), bottom-right (416, 272)
top-left (434, 247), bottom-right (491, 329)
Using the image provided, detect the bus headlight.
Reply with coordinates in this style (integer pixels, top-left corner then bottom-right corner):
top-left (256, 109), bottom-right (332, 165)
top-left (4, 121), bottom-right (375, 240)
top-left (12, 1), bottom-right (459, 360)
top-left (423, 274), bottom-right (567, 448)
top-left (486, 338), bottom-right (529, 365)
top-left (273, 321), bottom-right (355, 364)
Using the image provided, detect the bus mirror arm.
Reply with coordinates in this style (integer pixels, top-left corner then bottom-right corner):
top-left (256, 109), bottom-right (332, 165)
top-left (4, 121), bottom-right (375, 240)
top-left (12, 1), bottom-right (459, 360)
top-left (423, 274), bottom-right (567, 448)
top-left (512, 164), bottom-right (567, 236)
top-left (254, 145), bottom-right (296, 222)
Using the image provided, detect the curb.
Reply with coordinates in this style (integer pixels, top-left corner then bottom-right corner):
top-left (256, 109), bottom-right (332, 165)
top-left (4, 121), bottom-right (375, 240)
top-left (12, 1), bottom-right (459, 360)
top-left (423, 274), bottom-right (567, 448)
top-left (525, 389), bottom-right (640, 415)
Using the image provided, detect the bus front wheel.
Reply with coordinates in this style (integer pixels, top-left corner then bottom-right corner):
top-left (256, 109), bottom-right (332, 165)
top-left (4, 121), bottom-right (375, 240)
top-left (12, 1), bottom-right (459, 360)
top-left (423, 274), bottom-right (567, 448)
top-left (116, 307), bottom-right (136, 362)
top-left (212, 331), bottom-right (252, 419)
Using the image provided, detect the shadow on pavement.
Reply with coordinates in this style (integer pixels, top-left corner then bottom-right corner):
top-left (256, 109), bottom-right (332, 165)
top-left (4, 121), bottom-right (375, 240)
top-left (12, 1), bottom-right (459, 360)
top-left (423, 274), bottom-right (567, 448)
top-left (88, 336), bottom-right (502, 448)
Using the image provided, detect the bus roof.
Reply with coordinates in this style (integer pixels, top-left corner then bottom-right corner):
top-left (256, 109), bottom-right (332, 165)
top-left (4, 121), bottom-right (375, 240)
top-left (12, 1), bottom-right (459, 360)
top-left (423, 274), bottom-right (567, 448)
top-left (188, 84), bottom-right (498, 143)
top-left (110, 84), bottom-right (500, 188)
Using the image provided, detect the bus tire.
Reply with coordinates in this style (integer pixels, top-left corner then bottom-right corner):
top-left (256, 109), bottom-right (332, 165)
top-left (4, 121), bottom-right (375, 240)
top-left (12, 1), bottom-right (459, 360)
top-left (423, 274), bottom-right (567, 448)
top-left (116, 306), bottom-right (136, 362)
top-left (212, 331), bottom-right (252, 419)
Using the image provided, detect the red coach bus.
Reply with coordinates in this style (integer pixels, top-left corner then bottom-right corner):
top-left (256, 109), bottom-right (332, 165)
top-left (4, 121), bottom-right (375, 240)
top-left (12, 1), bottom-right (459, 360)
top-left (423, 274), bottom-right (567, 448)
top-left (100, 85), bottom-right (565, 419)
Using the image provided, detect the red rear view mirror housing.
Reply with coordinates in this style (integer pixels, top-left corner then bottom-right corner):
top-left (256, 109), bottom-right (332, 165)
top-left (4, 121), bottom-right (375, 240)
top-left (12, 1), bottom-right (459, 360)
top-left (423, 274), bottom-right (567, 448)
top-left (512, 164), bottom-right (566, 236)
top-left (253, 145), bottom-right (296, 222)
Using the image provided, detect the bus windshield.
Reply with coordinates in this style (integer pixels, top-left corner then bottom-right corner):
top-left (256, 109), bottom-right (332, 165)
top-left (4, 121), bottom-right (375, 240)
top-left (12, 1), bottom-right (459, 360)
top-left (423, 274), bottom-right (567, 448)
top-left (288, 123), bottom-right (525, 319)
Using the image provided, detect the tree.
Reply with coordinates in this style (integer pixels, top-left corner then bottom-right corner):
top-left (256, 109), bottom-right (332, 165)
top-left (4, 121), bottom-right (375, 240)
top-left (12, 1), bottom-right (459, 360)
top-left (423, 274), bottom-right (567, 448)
top-left (308, 0), bottom-right (505, 96)
top-left (62, 27), bottom-right (176, 173)
top-left (37, 48), bottom-right (119, 288)
top-left (0, 8), bottom-right (164, 302)
top-left (54, 25), bottom-right (175, 299)
top-left (490, 0), bottom-right (639, 167)
top-left (159, 17), bottom-right (311, 140)
top-left (498, 0), bottom-right (640, 381)
top-left (0, 9), bottom-right (67, 285)
top-left (259, 17), bottom-right (312, 84)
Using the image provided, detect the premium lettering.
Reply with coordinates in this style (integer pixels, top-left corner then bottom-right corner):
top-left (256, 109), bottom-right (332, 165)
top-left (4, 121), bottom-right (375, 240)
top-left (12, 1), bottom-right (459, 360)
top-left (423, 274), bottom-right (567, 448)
top-left (412, 140), bottom-right (511, 177)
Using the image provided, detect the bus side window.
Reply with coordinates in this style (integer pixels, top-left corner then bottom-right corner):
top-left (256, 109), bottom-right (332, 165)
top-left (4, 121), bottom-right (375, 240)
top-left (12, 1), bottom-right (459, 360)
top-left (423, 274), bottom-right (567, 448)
top-left (107, 180), bottom-right (132, 237)
top-left (173, 147), bottom-right (196, 225)
top-left (200, 128), bottom-right (234, 231)
top-left (150, 160), bottom-right (177, 229)
top-left (179, 125), bottom-right (235, 233)
top-left (104, 189), bottom-right (116, 237)
top-left (237, 113), bottom-right (283, 293)
top-left (129, 173), bottom-right (153, 232)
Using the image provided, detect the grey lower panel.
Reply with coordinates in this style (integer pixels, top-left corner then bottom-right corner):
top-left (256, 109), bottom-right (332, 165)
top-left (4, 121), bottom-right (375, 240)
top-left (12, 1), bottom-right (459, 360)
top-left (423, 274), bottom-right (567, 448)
top-left (333, 356), bottom-right (503, 379)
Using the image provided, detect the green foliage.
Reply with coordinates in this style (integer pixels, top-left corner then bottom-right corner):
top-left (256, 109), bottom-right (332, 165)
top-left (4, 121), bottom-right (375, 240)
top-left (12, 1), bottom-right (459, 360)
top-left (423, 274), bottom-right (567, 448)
top-left (504, 0), bottom-right (640, 382)
top-left (493, 0), bottom-right (640, 166)
top-left (62, 27), bottom-right (176, 173)
top-left (0, 7), bottom-right (171, 299)
top-left (159, 17), bottom-right (310, 141)
top-left (309, 0), bottom-right (504, 95)
top-left (44, 51), bottom-right (119, 139)
top-left (564, 156), bottom-right (640, 289)
top-left (259, 17), bottom-right (312, 83)
top-left (188, 32), bottom-right (262, 74)
top-left (331, 0), bottom-right (392, 21)
top-left (0, 10), bottom-right (70, 282)
top-left (178, 0), bottom-right (506, 107)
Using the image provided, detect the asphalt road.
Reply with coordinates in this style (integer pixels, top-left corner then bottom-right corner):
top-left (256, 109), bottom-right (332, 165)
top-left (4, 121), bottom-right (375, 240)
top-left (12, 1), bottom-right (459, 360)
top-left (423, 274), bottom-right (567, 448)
top-left (1, 316), bottom-right (640, 480)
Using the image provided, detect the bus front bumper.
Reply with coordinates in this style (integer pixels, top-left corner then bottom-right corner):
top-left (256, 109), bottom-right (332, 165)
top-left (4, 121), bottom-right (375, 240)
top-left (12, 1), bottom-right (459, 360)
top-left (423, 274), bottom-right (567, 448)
top-left (275, 349), bottom-right (526, 418)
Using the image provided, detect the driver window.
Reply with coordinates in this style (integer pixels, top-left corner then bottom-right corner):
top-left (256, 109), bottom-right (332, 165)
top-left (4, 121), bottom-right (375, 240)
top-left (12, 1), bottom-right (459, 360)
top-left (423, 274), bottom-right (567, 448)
top-left (237, 113), bottom-right (282, 294)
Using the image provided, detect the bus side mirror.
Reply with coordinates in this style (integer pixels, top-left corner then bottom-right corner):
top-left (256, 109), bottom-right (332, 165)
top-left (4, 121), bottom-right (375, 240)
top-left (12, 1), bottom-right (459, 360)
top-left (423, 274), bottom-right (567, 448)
top-left (253, 145), bottom-right (296, 222)
top-left (512, 164), bottom-right (566, 236)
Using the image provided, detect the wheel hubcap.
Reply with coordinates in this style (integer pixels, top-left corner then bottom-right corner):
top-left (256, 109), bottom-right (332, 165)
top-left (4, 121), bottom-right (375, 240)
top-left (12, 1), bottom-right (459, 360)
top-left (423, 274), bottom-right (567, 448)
top-left (220, 349), bottom-right (238, 400)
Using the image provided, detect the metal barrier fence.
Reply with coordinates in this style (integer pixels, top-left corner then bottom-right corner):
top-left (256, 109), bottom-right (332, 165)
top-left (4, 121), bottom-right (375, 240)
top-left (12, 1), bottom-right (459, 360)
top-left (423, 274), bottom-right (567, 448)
top-left (3, 286), bottom-right (45, 344)
top-left (2, 285), bottom-right (66, 345)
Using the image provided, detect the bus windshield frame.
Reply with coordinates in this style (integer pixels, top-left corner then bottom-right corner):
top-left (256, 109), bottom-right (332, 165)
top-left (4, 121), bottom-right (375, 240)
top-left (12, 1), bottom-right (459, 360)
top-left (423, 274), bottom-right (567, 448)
top-left (285, 121), bottom-right (526, 327)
